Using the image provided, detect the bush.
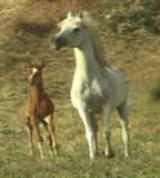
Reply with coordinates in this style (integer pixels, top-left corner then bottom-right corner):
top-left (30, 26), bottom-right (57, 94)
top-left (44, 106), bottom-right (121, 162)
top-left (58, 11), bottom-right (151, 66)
top-left (106, 0), bottom-right (160, 34)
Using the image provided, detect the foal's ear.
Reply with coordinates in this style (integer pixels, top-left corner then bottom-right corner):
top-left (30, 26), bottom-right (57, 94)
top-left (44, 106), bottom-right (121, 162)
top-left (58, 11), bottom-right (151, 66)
top-left (26, 62), bottom-right (33, 70)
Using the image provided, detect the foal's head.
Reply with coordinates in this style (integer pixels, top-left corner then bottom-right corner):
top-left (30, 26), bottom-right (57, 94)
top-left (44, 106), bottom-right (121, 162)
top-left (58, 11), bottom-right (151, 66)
top-left (54, 11), bottom-right (96, 49)
top-left (26, 61), bottom-right (45, 86)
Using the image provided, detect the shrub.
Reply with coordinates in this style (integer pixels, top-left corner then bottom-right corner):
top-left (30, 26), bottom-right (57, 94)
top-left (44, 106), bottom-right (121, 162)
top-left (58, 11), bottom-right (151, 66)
top-left (15, 0), bottom-right (92, 35)
top-left (106, 0), bottom-right (160, 34)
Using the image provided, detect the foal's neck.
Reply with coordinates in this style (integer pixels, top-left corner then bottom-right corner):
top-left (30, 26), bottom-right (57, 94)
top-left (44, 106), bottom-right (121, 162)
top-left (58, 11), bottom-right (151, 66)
top-left (30, 82), bottom-right (44, 99)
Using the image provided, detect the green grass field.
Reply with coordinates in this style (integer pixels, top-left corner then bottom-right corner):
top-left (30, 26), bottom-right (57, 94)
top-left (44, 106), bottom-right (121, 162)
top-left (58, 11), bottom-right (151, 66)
top-left (0, 1), bottom-right (160, 178)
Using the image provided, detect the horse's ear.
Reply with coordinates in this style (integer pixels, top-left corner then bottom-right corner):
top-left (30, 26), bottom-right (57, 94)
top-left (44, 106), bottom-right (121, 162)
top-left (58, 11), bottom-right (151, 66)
top-left (77, 11), bottom-right (83, 19)
top-left (78, 10), bottom-right (85, 19)
top-left (67, 11), bottom-right (73, 18)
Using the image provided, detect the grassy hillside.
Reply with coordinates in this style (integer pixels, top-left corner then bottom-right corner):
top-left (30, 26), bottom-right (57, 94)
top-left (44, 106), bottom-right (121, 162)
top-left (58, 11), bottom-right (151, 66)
top-left (0, 0), bottom-right (160, 178)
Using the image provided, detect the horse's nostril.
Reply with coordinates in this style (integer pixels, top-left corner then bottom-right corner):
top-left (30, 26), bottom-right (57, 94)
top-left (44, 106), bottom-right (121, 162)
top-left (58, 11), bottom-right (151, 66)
top-left (55, 37), bottom-right (62, 44)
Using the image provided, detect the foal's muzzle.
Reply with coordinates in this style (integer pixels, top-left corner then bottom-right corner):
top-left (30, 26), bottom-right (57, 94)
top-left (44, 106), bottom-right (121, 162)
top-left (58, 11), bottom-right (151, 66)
top-left (54, 36), bottom-right (67, 50)
top-left (28, 78), bottom-right (34, 85)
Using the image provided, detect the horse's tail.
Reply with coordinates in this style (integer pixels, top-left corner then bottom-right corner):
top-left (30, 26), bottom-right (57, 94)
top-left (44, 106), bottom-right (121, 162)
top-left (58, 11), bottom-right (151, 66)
top-left (152, 82), bottom-right (160, 100)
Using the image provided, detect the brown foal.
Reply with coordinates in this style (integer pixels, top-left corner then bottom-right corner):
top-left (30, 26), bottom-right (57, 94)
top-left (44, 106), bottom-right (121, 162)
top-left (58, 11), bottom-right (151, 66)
top-left (24, 61), bottom-right (58, 158)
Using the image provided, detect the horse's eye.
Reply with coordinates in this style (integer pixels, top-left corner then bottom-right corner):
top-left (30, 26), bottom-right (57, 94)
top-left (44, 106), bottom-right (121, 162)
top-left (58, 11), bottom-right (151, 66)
top-left (73, 27), bottom-right (80, 33)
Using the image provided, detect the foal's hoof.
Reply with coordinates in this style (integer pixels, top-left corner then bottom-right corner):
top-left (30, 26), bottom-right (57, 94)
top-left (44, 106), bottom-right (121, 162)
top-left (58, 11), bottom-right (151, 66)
top-left (54, 145), bottom-right (59, 154)
top-left (49, 149), bottom-right (59, 157)
top-left (54, 149), bottom-right (58, 155)
top-left (28, 150), bottom-right (34, 156)
top-left (29, 152), bottom-right (33, 156)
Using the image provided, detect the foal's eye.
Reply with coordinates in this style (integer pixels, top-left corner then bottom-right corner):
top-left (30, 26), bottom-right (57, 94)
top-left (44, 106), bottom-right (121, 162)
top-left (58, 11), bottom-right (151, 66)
top-left (73, 27), bottom-right (80, 33)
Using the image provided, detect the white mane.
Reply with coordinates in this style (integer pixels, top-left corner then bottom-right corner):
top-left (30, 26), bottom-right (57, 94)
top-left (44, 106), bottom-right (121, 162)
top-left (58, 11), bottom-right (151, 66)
top-left (80, 11), bottom-right (111, 67)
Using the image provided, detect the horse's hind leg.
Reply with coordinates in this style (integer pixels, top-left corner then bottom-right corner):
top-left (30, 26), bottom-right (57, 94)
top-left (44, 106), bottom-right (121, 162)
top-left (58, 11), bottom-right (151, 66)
top-left (102, 104), bottom-right (114, 158)
top-left (25, 117), bottom-right (33, 155)
top-left (89, 112), bottom-right (99, 155)
top-left (117, 102), bottom-right (130, 157)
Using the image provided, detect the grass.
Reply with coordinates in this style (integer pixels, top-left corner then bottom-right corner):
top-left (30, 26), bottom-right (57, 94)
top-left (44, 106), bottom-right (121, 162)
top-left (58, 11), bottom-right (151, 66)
top-left (0, 0), bottom-right (160, 178)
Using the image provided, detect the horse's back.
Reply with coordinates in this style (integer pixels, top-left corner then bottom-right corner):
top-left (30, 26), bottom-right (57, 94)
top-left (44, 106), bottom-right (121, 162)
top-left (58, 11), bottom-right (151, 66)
top-left (104, 66), bottom-right (128, 106)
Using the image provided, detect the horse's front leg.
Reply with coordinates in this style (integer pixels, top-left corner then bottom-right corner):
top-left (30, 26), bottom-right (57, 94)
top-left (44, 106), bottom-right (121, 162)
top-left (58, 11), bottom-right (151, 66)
top-left (77, 106), bottom-right (98, 159)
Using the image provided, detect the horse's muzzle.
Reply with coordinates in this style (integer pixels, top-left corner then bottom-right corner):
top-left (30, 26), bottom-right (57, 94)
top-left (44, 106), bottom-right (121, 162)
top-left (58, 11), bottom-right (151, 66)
top-left (54, 36), bottom-right (67, 50)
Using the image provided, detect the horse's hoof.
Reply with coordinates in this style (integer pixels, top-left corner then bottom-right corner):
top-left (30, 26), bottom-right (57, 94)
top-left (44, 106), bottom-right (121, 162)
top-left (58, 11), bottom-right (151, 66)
top-left (124, 153), bottom-right (131, 158)
top-left (107, 153), bottom-right (115, 158)
top-left (104, 151), bottom-right (115, 158)
top-left (40, 155), bottom-right (45, 159)
top-left (96, 152), bottom-right (100, 157)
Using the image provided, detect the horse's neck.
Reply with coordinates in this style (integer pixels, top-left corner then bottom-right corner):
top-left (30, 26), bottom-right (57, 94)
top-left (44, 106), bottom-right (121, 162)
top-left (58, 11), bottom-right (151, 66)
top-left (74, 39), bottom-right (100, 79)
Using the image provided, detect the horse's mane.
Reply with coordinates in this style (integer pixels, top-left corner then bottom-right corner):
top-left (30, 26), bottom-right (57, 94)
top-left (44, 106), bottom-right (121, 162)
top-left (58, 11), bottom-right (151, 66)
top-left (81, 12), bottom-right (111, 68)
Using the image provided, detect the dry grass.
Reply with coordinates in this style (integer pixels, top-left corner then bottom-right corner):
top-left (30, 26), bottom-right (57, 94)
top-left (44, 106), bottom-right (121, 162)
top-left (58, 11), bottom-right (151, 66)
top-left (0, 1), bottom-right (160, 178)
top-left (0, 0), bottom-right (92, 39)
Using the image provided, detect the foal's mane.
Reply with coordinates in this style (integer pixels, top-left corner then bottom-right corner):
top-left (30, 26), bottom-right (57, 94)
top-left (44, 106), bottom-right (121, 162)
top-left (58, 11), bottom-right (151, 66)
top-left (81, 12), bottom-right (111, 68)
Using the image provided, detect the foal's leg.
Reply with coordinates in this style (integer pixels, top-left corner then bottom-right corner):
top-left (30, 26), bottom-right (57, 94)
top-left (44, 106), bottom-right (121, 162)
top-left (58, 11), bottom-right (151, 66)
top-left (25, 117), bottom-right (33, 155)
top-left (117, 102), bottom-right (130, 157)
top-left (102, 104), bottom-right (114, 157)
top-left (32, 117), bottom-right (44, 159)
top-left (41, 120), bottom-right (52, 155)
top-left (49, 114), bottom-right (58, 154)
top-left (46, 115), bottom-right (58, 155)
top-left (78, 107), bottom-right (97, 159)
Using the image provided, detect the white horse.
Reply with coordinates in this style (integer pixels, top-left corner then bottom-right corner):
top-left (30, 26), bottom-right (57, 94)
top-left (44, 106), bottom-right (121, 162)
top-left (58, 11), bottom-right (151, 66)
top-left (54, 11), bottom-right (130, 159)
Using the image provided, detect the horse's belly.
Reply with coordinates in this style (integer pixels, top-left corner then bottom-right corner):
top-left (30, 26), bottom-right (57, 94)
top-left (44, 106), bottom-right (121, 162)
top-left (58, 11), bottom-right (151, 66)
top-left (86, 95), bottom-right (104, 112)
top-left (71, 85), bottom-right (105, 112)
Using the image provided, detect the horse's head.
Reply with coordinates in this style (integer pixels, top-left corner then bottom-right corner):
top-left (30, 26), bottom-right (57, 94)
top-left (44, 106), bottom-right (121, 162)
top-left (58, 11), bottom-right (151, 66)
top-left (26, 61), bottom-right (45, 85)
top-left (53, 11), bottom-right (90, 50)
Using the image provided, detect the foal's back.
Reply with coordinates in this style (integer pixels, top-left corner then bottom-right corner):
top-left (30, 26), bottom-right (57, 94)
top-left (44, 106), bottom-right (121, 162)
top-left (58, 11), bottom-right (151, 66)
top-left (25, 91), bottom-right (54, 120)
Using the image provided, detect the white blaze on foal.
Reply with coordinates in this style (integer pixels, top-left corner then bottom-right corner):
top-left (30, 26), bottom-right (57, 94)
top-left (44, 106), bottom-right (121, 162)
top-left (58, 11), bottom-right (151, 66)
top-left (54, 11), bottom-right (130, 159)
top-left (29, 68), bottom-right (38, 80)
